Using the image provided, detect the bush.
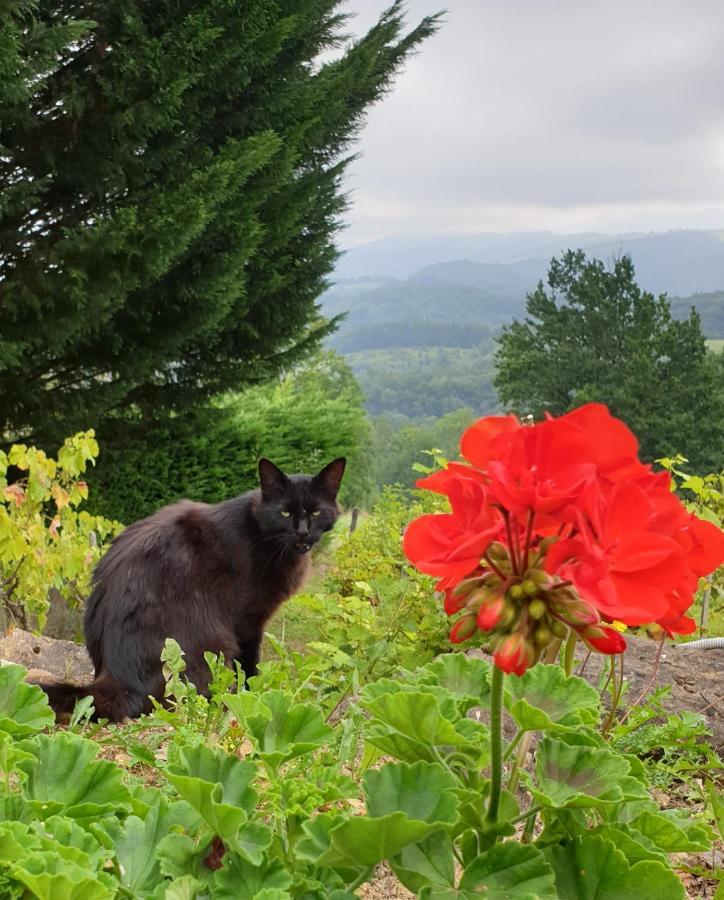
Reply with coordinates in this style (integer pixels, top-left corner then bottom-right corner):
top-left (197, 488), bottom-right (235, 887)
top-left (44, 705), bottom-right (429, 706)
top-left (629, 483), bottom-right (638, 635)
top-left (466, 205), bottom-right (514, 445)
top-left (87, 353), bottom-right (374, 523)
top-left (0, 432), bottom-right (121, 631)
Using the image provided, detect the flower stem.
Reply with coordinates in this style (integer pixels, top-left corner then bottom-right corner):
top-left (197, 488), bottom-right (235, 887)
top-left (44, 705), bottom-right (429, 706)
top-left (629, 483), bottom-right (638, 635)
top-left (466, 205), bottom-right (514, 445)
top-left (486, 664), bottom-right (505, 825)
top-left (503, 728), bottom-right (524, 761)
top-left (502, 510), bottom-right (520, 575)
top-left (507, 730), bottom-right (532, 795)
top-left (563, 631), bottom-right (577, 677)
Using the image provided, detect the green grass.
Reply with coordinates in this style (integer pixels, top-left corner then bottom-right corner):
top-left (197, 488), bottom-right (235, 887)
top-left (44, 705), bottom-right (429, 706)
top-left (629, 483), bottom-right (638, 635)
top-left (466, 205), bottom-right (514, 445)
top-left (706, 339), bottom-right (724, 353)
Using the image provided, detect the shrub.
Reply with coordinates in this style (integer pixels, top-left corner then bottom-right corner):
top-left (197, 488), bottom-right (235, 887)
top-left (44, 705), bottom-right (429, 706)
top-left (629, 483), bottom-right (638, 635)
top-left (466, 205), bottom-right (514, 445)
top-left (0, 432), bottom-right (121, 631)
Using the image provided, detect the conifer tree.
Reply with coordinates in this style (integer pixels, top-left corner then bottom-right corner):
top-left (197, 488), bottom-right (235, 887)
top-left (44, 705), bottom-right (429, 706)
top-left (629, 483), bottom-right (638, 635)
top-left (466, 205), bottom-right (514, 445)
top-left (0, 1), bottom-right (440, 441)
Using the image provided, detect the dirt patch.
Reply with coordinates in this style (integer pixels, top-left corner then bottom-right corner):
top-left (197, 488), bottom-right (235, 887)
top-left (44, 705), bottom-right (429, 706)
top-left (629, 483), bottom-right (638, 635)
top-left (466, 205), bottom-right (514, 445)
top-left (576, 634), bottom-right (724, 752)
top-left (0, 627), bottom-right (93, 684)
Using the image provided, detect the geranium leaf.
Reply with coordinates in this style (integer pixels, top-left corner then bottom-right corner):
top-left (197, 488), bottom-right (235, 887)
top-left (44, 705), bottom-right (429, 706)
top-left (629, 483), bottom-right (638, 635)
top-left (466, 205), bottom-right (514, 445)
top-left (211, 853), bottom-right (292, 898)
top-left (166, 744), bottom-right (256, 843)
top-left (319, 812), bottom-right (436, 868)
top-left (545, 834), bottom-right (685, 899)
top-left (363, 761), bottom-right (458, 824)
top-left (156, 833), bottom-right (215, 884)
top-left (234, 821), bottom-right (273, 866)
top-left (226, 690), bottom-right (331, 768)
top-left (417, 652), bottom-right (491, 708)
top-left (162, 875), bottom-right (205, 899)
top-left (10, 853), bottom-right (115, 900)
top-left (0, 821), bottom-right (39, 861)
top-left (0, 665), bottom-right (54, 736)
top-left (102, 797), bottom-right (200, 894)
top-left (529, 737), bottom-right (631, 809)
top-left (31, 815), bottom-right (107, 870)
top-left (389, 830), bottom-right (457, 894)
top-left (504, 664), bottom-right (600, 732)
top-left (589, 824), bottom-right (668, 864)
top-left (359, 678), bottom-right (461, 721)
top-left (361, 691), bottom-right (472, 763)
top-left (295, 813), bottom-right (366, 884)
top-left (16, 733), bottom-right (131, 820)
top-left (632, 811), bottom-right (714, 853)
top-left (459, 843), bottom-right (557, 897)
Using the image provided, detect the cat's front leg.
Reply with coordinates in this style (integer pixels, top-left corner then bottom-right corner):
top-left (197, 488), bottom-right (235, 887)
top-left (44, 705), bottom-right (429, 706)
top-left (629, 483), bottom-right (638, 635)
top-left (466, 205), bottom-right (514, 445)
top-left (237, 636), bottom-right (262, 685)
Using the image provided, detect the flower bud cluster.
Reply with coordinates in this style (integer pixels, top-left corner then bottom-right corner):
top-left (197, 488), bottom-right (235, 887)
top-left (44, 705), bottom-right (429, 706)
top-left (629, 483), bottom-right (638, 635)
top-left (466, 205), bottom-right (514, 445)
top-left (447, 544), bottom-right (625, 674)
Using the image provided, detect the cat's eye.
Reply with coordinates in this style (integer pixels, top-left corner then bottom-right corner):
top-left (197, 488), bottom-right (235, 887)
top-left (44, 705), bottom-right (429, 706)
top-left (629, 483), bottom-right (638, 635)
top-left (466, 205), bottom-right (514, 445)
top-left (280, 510), bottom-right (291, 518)
top-left (311, 510), bottom-right (321, 517)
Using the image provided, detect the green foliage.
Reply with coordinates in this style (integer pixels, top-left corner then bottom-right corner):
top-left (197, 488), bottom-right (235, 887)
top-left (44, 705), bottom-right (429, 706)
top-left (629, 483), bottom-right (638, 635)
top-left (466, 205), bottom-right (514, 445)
top-left (0, 635), bottom-right (717, 897)
top-left (350, 345), bottom-right (498, 419)
top-left (87, 352), bottom-right (373, 522)
top-left (0, 479), bottom-right (717, 896)
top-left (0, 432), bottom-right (121, 630)
top-left (1, 2), bottom-right (441, 444)
top-left (494, 250), bottom-right (724, 472)
top-left (659, 455), bottom-right (724, 630)
top-left (371, 408), bottom-right (475, 490)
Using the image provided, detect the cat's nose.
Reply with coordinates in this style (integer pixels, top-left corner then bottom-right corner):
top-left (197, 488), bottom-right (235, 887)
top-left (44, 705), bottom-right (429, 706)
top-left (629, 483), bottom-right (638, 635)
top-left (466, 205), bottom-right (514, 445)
top-left (297, 522), bottom-right (309, 537)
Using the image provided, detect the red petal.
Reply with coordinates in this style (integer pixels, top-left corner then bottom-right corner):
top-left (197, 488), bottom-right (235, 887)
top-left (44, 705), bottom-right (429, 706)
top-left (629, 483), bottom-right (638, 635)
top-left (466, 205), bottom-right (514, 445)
top-left (460, 415), bottom-right (520, 468)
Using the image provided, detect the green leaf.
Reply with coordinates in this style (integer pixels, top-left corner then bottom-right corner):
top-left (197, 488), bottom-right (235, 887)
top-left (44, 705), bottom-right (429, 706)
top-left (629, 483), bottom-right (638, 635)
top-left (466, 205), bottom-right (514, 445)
top-left (225, 689), bottom-right (331, 769)
top-left (319, 812), bottom-right (436, 868)
top-left (156, 833), bottom-right (215, 884)
top-left (0, 821), bottom-right (39, 862)
top-left (0, 665), bottom-right (55, 736)
top-left (166, 744), bottom-right (256, 844)
top-left (363, 761), bottom-right (458, 824)
top-left (31, 815), bottom-right (107, 870)
top-left (105, 797), bottom-right (200, 894)
top-left (362, 691), bottom-right (473, 763)
top-left (546, 834), bottom-right (685, 899)
top-left (504, 664), bottom-right (600, 732)
top-left (589, 824), bottom-right (667, 864)
top-left (417, 653), bottom-right (491, 708)
top-left (389, 830), bottom-right (456, 894)
top-left (211, 853), bottom-right (292, 899)
top-left (359, 678), bottom-right (461, 721)
top-left (234, 821), bottom-right (273, 866)
top-left (460, 843), bottom-right (557, 897)
top-left (10, 853), bottom-right (115, 900)
top-left (529, 737), bottom-right (631, 809)
top-left (163, 875), bottom-right (205, 900)
top-left (632, 810), bottom-right (714, 853)
top-left (17, 732), bottom-right (131, 820)
top-left (708, 783), bottom-right (724, 840)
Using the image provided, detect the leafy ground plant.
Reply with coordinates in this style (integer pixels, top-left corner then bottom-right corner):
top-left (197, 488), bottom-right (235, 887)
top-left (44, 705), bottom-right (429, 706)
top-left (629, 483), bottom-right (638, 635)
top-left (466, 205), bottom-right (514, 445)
top-left (0, 643), bottom-right (720, 899)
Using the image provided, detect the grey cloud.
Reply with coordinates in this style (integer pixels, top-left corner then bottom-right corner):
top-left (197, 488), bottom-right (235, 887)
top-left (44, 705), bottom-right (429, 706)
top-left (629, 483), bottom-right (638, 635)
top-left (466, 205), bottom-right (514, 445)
top-left (339, 0), bottom-right (724, 243)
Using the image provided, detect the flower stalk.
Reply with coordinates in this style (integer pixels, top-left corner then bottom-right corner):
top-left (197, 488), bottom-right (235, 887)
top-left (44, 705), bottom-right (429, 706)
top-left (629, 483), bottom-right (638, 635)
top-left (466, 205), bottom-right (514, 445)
top-left (485, 663), bottom-right (504, 826)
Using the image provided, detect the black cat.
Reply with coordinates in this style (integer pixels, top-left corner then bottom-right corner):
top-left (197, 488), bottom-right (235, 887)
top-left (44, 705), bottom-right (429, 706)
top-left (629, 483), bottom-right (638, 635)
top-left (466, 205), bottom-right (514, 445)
top-left (37, 457), bottom-right (345, 721)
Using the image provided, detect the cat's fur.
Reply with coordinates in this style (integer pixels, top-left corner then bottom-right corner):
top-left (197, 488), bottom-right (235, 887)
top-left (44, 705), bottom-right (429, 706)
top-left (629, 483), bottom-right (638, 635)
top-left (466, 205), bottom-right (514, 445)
top-left (36, 457), bottom-right (345, 722)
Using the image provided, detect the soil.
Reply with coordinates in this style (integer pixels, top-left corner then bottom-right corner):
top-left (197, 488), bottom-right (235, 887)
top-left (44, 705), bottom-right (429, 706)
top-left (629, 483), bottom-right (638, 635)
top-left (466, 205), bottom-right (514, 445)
top-left (575, 633), bottom-right (724, 752)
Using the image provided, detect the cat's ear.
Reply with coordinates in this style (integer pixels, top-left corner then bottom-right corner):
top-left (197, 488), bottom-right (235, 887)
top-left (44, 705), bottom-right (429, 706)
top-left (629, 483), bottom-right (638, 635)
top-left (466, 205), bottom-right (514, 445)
top-left (314, 457), bottom-right (346, 499)
top-left (258, 458), bottom-right (288, 500)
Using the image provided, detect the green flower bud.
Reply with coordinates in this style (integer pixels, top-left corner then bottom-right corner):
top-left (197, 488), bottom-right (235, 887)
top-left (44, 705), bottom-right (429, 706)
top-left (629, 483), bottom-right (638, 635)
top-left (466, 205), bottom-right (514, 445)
top-left (528, 598), bottom-right (547, 620)
top-left (509, 583), bottom-right (525, 601)
top-left (522, 579), bottom-right (538, 597)
top-left (534, 624), bottom-right (553, 647)
top-left (550, 618), bottom-right (569, 639)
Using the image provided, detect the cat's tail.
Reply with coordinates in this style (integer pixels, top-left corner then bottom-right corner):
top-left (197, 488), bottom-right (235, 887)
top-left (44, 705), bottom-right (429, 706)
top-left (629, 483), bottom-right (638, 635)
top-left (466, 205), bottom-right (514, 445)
top-left (32, 672), bottom-right (134, 723)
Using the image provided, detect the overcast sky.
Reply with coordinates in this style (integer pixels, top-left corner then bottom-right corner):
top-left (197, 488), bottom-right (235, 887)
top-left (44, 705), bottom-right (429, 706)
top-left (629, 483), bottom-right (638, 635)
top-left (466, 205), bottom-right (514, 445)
top-left (338, 0), bottom-right (724, 247)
